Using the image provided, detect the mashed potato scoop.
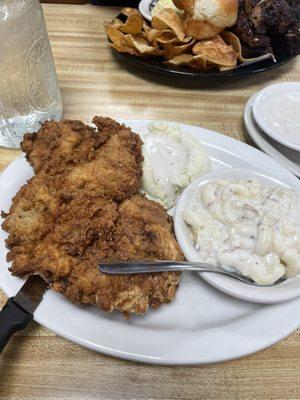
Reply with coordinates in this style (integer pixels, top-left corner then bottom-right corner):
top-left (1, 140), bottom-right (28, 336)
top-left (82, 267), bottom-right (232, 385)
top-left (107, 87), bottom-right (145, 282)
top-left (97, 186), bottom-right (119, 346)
top-left (140, 122), bottom-right (211, 209)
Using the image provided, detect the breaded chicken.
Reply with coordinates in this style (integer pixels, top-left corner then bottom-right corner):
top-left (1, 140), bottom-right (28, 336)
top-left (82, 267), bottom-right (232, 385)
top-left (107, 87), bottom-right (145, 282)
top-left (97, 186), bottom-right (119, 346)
top-left (52, 195), bottom-right (181, 314)
top-left (2, 171), bottom-right (61, 277)
top-left (21, 120), bottom-right (100, 173)
top-left (62, 126), bottom-right (144, 202)
top-left (113, 195), bottom-right (183, 262)
top-left (3, 117), bottom-right (143, 275)
top-left (22, 117), bottom-right (143, 202)
top-left (21, 117), bottom-right (134, 173)
top-left (2, 117), bottom-right (183, 315)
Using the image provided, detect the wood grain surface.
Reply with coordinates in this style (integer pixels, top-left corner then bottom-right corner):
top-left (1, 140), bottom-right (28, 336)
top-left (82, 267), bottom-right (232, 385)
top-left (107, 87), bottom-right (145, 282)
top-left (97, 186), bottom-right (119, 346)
top-left (0, 4), bottom-right (300, 399)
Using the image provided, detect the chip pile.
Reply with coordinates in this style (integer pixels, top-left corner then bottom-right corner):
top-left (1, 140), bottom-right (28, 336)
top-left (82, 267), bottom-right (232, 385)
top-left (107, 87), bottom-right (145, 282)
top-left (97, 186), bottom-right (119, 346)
top-left (105, 7), bottom-right (249, 70)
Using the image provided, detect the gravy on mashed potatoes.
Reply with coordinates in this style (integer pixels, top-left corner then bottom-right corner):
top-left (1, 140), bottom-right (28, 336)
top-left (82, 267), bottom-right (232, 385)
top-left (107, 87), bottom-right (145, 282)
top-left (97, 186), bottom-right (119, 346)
top-left (141, 122), bottom-right (210, 209)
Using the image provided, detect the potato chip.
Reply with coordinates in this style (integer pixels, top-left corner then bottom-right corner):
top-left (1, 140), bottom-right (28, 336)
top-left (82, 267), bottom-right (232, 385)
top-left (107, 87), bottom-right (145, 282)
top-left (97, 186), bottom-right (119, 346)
top-left (181, 36), bottom-right (194, 43)
top-left (156, 36), bottom-right (179, 45)
top-left (152, 9), bottom-right (185, 41)
top-left (147, 28), bottom-right (171, 43)
top-left (105, 8), bottom-right (246, 71)
top-left (110, 41), bottom-right (139, 56)
top-left (146, 28), bottom-right (159, 43)
top-left (121, 7), bottom-right (139, 17)
top-left (168, 53), bottom-right (217, 69)
top-left (167, 53), bottom-right (194, 65)
top-left (125, 34), bottom-right (164, 55)
top-left (192, 56), bottom-right (210, 69)
top-left (106, 25), bottom-right (125, 44)
top-left (154, 32), bottom-right (178, 45)
top-left (192, 35), bottom-right (238, 67)
top-left (120, 13), bottom-right (143, 35)
top-left (164, 40), bottom-right (195, 59)
top-left (221, 31), bottom-right (244, 61)
top-left (139, 31), bottom-right (148, 40)
top-left (110, 18), bottom-right (123, 28)
top-left (143, 21), bottom-right (151, 35)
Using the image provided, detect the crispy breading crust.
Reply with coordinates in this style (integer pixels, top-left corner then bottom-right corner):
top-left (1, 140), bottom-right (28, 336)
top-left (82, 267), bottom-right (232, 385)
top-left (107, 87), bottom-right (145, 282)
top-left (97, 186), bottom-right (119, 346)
top-left (2, 117), bottom-right (183, 315)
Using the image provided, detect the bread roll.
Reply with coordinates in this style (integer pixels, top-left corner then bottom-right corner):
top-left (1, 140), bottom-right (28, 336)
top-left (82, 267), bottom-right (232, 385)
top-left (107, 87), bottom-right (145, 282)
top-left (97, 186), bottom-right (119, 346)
top-left (173, 0), bottom-right (238, 39)
top-left (173, 0), bottom-right (195, 13)
top-left (182, 12), bottom-right (224, 39)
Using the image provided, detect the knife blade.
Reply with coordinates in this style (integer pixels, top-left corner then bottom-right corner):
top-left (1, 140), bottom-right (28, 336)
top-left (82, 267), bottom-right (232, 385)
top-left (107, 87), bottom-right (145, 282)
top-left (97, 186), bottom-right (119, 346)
top-left (0, 275), bottom-right (48, 353)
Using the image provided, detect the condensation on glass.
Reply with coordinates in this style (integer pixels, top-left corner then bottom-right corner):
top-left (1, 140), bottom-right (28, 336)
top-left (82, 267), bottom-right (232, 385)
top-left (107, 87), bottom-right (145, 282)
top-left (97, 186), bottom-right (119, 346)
top-left (0, 0), bottom-right (62, 148)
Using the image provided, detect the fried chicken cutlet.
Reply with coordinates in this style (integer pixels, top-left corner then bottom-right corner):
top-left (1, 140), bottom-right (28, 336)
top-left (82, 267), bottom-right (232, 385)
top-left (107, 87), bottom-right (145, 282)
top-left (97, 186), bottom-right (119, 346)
top-left (21, 117), bottom-right (144, 201)
top-left (2, 117), bottom-right (183, 315)
top-left (3, 117), bottom-right (143, 276)
top-left (51, 195), bottom-right (181, 314)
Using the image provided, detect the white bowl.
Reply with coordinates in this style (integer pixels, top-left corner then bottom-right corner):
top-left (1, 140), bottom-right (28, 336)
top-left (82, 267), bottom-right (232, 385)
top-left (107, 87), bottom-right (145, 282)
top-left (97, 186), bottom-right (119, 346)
top-left (174, 167), bottom-right (300, 304)
top-left (252, 82), bottom-right (300, 152)
top-left (244, 93), bottom-right (300, 178)
top-left (139, 0), bottom-right (152, 21)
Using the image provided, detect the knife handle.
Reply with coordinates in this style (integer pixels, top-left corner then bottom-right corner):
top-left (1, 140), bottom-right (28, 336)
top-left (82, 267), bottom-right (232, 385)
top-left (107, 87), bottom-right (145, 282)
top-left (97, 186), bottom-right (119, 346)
top-left (0, 298), bottom-right (33, 353)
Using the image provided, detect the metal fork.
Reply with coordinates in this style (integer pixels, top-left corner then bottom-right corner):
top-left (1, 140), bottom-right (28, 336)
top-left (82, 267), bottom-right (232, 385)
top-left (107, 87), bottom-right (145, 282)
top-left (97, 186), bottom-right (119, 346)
top-left (98, 260), bottom-right (286, 286)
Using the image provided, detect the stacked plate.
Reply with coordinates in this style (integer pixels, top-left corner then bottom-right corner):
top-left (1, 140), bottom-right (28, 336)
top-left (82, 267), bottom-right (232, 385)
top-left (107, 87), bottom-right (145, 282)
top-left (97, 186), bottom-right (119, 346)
top-left (244, 82), bottom-right (300, 178)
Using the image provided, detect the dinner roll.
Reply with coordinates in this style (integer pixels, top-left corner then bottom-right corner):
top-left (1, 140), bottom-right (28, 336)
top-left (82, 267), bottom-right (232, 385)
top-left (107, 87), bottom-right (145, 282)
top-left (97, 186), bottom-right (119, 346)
top-left (181, 13), bottom-right (225, 39)
top-left (173, 0), bottom-right (238, 39)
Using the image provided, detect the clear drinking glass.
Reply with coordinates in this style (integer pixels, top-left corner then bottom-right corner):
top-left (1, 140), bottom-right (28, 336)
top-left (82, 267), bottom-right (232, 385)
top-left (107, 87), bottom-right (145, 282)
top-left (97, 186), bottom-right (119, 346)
top-left (0, 0), bottom-right (63, 148)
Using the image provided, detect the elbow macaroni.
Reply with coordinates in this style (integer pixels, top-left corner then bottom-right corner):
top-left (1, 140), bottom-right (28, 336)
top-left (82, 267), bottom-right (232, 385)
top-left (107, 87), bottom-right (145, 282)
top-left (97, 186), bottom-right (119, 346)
top-left (183, 179), bottom-right (300, 285)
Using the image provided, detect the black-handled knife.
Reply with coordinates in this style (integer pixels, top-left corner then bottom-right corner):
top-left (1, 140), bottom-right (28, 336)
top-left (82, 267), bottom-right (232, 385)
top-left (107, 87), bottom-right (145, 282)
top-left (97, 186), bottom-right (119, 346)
top-left (0, 275), bottom-right (48, 353)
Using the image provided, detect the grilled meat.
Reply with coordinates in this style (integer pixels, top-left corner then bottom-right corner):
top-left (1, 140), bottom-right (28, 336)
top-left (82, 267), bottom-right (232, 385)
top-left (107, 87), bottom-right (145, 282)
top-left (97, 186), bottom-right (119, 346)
top-left (247, 0), bottom-right (296, 33)
top-left (234, 4), bottom-right (271, 48)
top-left (234, 0), bottom-right (300, 56)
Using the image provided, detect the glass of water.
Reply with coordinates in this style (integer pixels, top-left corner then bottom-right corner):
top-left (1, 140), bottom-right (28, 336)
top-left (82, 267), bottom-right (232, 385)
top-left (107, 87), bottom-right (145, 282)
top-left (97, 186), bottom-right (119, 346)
top-left (0, 0), bottom-right (63, 148)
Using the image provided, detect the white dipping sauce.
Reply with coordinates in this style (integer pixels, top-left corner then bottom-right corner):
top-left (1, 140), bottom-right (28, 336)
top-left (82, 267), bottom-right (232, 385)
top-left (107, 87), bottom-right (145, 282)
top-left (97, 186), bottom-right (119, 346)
top-left (183, 179), bottom-right (300, 285)
top-left (252, 82), bottom-right (300, 151)
top-left (141, 122), bottom-right (210, 209)
top-left (259, 91), bottom-right (300, 147)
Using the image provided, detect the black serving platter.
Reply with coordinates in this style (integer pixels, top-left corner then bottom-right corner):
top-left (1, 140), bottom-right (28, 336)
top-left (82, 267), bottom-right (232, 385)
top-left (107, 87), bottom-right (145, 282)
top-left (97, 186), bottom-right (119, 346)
top-left (110, 14), bottom-right (295, 79)
top-left (112, 45), bottom-right (294, 79)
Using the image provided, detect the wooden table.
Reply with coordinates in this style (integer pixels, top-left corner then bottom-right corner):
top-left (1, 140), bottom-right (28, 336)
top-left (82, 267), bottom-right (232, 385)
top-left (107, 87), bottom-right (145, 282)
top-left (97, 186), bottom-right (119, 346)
top-left (0, 4), bottom-right (300, 399)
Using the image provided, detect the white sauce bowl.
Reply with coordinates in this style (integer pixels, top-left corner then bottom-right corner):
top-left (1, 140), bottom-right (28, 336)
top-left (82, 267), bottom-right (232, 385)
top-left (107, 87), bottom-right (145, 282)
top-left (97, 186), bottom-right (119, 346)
top-left (174, 168), bottom-right (300, 304)
top-left (253, 82), bottom-right (300, 152)
top-left (139, 0), bottom-right (152, 21)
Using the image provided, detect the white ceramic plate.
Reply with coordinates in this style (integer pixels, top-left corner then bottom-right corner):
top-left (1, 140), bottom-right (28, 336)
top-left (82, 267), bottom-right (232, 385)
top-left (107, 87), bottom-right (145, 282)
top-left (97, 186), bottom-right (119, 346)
top-left (174, 167), bottom-right (300, 304)
top-left (139, 0), bottom-right (152, 21)
top-left (252, 82), bottom-right (300, 152)
top-left (1, 120), bottom-right (300, 365)
top-left (244, 93), bottom-right (300, 178)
